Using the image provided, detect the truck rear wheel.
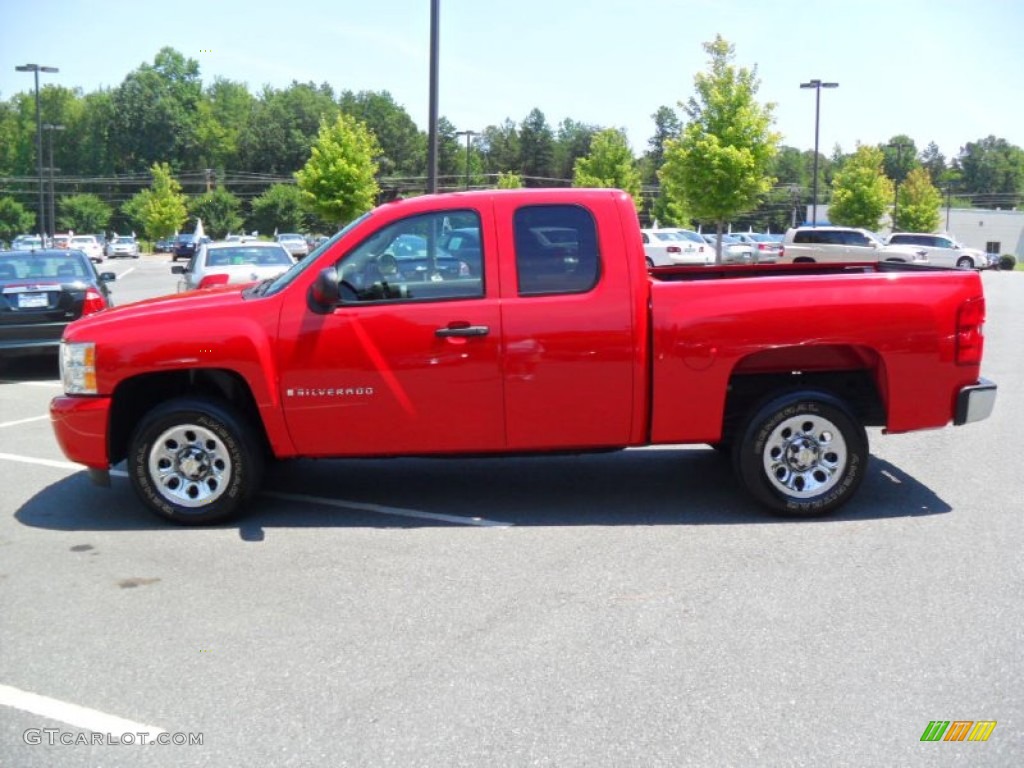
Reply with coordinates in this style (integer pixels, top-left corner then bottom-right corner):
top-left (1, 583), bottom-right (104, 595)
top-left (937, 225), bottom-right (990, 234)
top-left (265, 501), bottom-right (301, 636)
top-left (733, 391), bottom-right (867, 516)
top-left (128, 397), bottom-right (264, 525)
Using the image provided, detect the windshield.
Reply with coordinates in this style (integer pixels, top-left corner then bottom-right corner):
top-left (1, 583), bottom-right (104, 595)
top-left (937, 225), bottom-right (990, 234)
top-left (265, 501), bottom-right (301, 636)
top-left (256, 214), bottom-right (370, 298)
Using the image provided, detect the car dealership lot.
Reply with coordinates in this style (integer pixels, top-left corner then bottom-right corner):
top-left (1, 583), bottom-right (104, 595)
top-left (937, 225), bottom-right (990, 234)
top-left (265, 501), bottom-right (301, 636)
top-left (1, 265), bottom-right (1021, 766)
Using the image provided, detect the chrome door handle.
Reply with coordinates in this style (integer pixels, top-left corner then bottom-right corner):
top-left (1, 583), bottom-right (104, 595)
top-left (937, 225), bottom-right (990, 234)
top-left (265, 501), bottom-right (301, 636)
top-left (435, 324), bottom-right (490, 338)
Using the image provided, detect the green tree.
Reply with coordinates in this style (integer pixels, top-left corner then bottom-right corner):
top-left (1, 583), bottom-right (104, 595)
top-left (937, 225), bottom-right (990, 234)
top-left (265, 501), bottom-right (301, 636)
top-left (518, 108), bottom-right (555, 185)
top-left (554, 118), bottom-right (600, 182)
top-left (895, 167), bottom-right (941, 232)
top-left (295, 113), bottom-right (380, 226)
top-left (659, 35), bottom-right (779, 262)
top-left (339, 90), bottom-right (424, 176)
top-left (239, 82), bottom-right (339, 174)
top-left (122, 162), bottom-right (188, 239)
top-left (920, 141), bottom-right (946, 185)
top-left (641, 105), bottom-right (682, 185)
top-left (57, 194), bottom-right (112, 233)
top-left (249, 184), bottom-right (307, 236)
top-left (881, 134), bottom-right (919, 185)
top-left (109, 47), bottom-right (203, 172)
top-left (0, 197), bottom-right (35, 242)
top-left (188, 188), bottom-right (243, 239)
top-left (480, 119), bottom-right (520, 176)
top-left (572, 128), bottom-right (642, 206)
top-left (955, 135), bottom-right (1024, 208)
top-left (495, 171), bottom-right (523, 189)
top-left (828, 145), bottom-right (893, 229)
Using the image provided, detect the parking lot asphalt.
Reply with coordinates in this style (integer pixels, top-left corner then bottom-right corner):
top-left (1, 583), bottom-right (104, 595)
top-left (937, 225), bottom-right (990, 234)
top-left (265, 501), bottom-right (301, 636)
top-left (0, 266), bottom-right (1021, 767)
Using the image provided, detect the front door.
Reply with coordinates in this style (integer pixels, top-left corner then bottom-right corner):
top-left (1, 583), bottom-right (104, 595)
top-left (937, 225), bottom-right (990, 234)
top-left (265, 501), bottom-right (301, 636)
top-left (277, 209), bottom-right (505, 457)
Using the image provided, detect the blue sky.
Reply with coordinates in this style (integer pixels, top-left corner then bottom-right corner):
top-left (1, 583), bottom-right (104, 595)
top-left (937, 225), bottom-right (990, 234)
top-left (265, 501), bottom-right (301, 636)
top-left (3, 0), bottom-right (1021, 162)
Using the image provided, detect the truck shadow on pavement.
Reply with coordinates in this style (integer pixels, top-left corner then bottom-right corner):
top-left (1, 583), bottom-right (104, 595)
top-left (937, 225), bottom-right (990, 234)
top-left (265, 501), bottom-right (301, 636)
top-left (16, 448), bottom-right (951, 533)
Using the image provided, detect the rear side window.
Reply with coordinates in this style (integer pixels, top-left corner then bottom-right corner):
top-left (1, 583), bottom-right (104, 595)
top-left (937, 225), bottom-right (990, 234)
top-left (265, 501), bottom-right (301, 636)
top-left (514, 205), bottom-right (599, 296)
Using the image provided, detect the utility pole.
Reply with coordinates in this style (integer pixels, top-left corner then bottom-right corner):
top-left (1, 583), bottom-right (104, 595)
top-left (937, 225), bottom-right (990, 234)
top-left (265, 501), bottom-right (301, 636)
top-left (455, 130), bottom-right (477, 190)
top-left (43, 123), bottom-right (65, 237)
top-left (887, 141), bottom-right (912, 232)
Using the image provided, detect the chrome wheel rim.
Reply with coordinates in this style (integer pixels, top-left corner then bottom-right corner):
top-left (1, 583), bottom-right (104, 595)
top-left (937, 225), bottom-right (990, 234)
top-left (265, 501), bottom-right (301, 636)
top-left (763, 414), bottom-right (847, 499)
top-left (148, 424), bottom-right (232, 508)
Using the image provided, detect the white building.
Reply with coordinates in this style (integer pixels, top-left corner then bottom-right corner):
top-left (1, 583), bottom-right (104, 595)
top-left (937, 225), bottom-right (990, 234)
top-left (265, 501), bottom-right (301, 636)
top-left (806, 206), bottom-right (1024, 258)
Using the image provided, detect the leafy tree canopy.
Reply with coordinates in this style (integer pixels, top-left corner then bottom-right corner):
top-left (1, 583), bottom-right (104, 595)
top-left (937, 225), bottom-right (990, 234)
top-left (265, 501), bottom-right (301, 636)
top-left (572, 128), bottom-right (642, 207)
top-left (659, 35), bottom-right (779, 261)
top-left (828, 145), bottom-right (893, 230)
top-left (57, 193), bottom-right (112, 234)
top-left (295, 113), bottom-right (380, 226)
top-left (895, 167), bottom-right (941, 232)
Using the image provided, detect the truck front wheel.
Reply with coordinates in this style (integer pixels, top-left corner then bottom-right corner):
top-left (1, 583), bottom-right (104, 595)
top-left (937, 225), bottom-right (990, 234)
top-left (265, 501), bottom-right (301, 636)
top-left (733, 391), bottom-right (867, 516)
top-left (128, 397), bottom-right (264, 525)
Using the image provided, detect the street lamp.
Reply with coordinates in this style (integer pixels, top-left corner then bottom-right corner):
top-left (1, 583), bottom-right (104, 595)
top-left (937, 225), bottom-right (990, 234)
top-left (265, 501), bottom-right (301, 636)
top-left (43, 123), bottom-right (65, 239)
top-left (799, 79), bottom-right (838, 228)
top-left (455, 130), bottom-right (477, 190)
top-left (887, 140), bottom-right (911, 232)
top-left (15, 63), bottom-right (59, 241)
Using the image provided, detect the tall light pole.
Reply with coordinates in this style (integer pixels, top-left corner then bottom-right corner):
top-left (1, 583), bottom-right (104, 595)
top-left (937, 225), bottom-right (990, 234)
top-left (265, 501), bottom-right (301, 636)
top-left (15, 64), bottom-right (59, 241)
top-left (799, 79), bottom-right (838, 228)
top-left (887, 140), bottom-right (911, 232)
top-left (43, 123), bottom-right (65, 238)
top-left (426, 0), bottom-right (439, 194)
top-left (455, 130), bottom-right (476, 190)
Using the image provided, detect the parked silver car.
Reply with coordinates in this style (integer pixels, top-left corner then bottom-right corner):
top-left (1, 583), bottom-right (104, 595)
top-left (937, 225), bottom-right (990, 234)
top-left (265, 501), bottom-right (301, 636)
top-left (106, 235), bottom-right (140, 259)
top-left (275, 233), bottom-right (309, 259)
top-left (171, 241), bottom-right (295, 291)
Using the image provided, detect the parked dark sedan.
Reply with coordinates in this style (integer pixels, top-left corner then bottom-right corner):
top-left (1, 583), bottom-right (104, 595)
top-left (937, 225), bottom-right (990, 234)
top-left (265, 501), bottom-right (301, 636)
top-left (0, 249), bottom-right (115, 359)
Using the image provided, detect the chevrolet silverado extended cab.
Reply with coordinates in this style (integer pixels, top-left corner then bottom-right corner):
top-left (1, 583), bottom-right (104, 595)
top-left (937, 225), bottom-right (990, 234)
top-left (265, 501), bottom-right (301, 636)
top-left (50, 189), bottom-right (996, 525)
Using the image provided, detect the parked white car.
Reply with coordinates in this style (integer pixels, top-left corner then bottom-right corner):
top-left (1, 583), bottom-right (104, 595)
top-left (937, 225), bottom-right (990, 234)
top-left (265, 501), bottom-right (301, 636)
top-left (640, 228), bottom-right (711, 266)
top-left (171, 240), bottom-right (296, 291)
top-left (780, 227), bottom-right (928, 265)
top-left (884, 232), bottom-right (994, 269)
top-left (69, 235), bottom-right (104, 263)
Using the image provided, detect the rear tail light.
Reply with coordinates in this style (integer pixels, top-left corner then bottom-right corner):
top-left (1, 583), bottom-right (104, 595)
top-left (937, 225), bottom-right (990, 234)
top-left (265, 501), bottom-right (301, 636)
top-left (198, 274), bottom-right (231, 289)
top-left (82, 287), bottom-right (108, 316)
top-left (956, 297), bottom-right (985, 366)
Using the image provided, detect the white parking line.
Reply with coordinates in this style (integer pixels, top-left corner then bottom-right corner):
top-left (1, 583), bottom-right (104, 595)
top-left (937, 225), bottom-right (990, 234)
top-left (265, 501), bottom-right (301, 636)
top-left (0, 415), bottom-right (51, 429)
top-left (264, 491), bottom-right (512, 528)
top-left (0, 453), bottom-right (511, 527)
top-left (0, 453), bottom-right (81, 471)
top-left (0, 380), bottom-right (61, 388)
top-left (0, 683), bottom-right (166, 738)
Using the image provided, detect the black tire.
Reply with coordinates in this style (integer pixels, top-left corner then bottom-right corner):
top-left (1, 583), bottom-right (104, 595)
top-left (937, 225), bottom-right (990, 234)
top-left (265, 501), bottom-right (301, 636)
top-left (128, 397), bottom-right (264, 525)
top-left (732, 391), bottom-right (867, 516)
top-left (956, 256), bottom-right (973, 269)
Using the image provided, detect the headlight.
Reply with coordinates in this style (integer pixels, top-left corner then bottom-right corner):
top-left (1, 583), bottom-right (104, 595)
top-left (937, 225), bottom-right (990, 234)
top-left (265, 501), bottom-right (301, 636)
top-left (61, 341), bottom-right (97, 394)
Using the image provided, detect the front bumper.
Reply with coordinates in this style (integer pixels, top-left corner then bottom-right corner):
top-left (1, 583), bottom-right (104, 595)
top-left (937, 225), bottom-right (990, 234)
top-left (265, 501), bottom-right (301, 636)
top-left (50, 395), bottom-right (112, 470)
top-left (954, 377), bottom-right (997, 425)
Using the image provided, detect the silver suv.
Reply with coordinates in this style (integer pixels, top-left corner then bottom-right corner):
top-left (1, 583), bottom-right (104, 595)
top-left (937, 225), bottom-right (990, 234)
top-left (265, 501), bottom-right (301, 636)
top-left (884, 233), bottom-right (993, 269)
top-left (781, 226), bottom-right (927, 264)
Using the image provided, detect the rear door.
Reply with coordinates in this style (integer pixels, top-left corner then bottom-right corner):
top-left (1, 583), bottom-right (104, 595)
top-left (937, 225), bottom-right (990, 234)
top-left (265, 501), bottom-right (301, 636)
top-left (494, 199), bottom-right (640, 450)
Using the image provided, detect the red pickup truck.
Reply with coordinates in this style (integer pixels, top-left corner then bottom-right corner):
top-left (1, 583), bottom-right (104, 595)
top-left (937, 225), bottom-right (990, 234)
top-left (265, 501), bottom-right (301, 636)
top-left (50, 189), bottom-right (996, 525)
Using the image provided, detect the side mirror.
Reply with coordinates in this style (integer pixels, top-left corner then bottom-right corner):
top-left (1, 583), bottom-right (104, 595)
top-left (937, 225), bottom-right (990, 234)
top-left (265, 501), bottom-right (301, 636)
top-left (308, 266), bottom-right (341, 313)
top-left (98, 272), bottom-right (117, 282)
top-left (171, 265), bottom-right (186, 274)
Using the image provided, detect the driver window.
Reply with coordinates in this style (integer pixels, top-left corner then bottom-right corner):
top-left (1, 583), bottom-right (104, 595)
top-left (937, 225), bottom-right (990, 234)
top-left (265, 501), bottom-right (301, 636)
top-left (335, 211), bottom-right (484, 303)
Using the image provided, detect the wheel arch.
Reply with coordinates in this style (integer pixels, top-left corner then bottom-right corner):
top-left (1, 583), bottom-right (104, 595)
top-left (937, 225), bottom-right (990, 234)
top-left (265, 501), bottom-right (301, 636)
top-left (109, 368), bottom-right (270, 465)
top-left (720, 345), bottom-right (887, 444)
